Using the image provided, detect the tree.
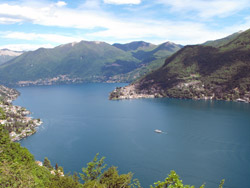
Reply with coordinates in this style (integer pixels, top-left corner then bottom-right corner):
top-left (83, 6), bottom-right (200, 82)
top-left (73, 172), bottom-right (80, 183)
top-left (43, 157), bottom-right (53, 169)
top-left (80, 153), bottom-right (107, 182)
top-left (49, 174), bottom-right (82, 188)
top-left (100, 166), bottom-right (133, 188)
top-left (151, 171), bottom-right (224, 188)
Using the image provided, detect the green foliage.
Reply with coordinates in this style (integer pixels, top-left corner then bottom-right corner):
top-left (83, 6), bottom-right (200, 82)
top-left (0, 125), bottom-right (51, 187)
top-left (43, 157), bottom-right (53, 170)
top-left (49, 173), bottom-right (81, 188)
top-left (100, 166), bottom-right (133, 188)
top-left (127, 29), bottom-right (250, 101)
top-left (151, 171), bottom-right (224, 188)
top-left (0, 41), bottom-right (182, 86)
top-left (79, 154), bottom-right (140, 188)
top-left (82, 180), bottom-right (104, 188)
top-left (58, 166), bottom-right (64, 173)
top-left (151, 171), bottom-right (192, 188)
top-left (80, 153), bottom-right (107, 182)
top-left (0, 107), bottom-right (6, 120)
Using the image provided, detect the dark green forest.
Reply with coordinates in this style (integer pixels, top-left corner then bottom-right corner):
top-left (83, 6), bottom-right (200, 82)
top-left (110, 28), bottom-right (250, 101)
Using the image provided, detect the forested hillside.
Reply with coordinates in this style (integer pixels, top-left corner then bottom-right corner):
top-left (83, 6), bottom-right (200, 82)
top-left (110, 29), bottom-right (250, 102)
top-left (0, 41), bottom-right (181, 86)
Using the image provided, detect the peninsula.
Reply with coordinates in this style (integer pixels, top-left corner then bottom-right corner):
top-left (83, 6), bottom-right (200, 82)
top-left (0, 85), bottom-right (42, 141)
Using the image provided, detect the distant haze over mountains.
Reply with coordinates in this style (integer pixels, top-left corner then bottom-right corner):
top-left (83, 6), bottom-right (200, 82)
top-left (113, 41), bottom-right (157, 51)
top-left (0, 49), bottom-right (22, 65)
top-left (0, 40), bottom-right (182, 86)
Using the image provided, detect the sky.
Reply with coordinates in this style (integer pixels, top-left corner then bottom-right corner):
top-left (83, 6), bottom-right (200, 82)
top-left (0, 0), bottom-right (250, 51)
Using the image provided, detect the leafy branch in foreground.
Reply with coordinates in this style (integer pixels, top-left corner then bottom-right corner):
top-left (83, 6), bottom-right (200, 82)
top-left (80, 153), bottom-right (107, 182)
top-left (151, 170), bottom-right (225, 188)
top-left (80, 153), bottom-right (141, 188)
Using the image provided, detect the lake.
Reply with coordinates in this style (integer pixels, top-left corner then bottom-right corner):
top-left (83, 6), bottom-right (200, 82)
top-left (14, 83), bottom-right (250, 188)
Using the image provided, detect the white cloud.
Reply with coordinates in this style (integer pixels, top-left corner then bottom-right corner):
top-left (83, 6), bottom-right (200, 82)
top-left (55, 1), bottom-right (67, 7)
top-left (103, 0), bottom-right (141, 5)
top-left (0, 3), bottom-right (119, 29)
top-left (0, 0), bottom-right (248, 46)
top-left (79, 0), bottom-right (101, 9)
top-left (3, 32), bottom-right (83, 44)
top-left (157, 0), bottom-right (250, 18)
top-left (0, 43), bottom-right (54, 51)
top-left (87, 20), bottom-right (230, 45)
top-left (0, 17), bottom-right (22, 24)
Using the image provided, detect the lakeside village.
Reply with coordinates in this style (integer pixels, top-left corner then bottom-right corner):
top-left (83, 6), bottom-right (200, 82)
top-left (0, 85), bottom-right (42, 141)
top-left (0, 84), bottom-right (65, 177)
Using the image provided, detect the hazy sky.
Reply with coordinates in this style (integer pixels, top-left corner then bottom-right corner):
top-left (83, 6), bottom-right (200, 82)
top-left (0, 0), bottom-right (250, 51)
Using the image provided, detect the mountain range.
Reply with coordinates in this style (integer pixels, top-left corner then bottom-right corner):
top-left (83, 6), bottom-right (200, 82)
top-left (110, 29), bottom-right (250, 102)
top-left (0, 49), bottom-right (22, 65)
top-left (0, 41), bottom-right (182, 86)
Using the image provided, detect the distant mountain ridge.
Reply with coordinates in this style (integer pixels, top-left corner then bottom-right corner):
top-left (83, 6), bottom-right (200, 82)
top-left (0, 40), bottom-right (182, 86)
top-left (107, 41), bottom-right (183, 83)
top-left (110, 29), bottom-right (250, 102)
top-left (113, 41), bottom-right (156, 51)
top-left (0, 49), bottom-right (22, 65)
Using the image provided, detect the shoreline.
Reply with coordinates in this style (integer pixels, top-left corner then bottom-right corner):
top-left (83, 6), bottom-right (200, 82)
top-left (0, 85), bottom-right (43, 142)
top-left (109, 84), bottom-right (250, 103)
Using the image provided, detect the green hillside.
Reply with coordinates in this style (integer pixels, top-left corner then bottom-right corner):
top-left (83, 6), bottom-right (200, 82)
top-left (0, 41), bottom-right (139, 86)
top-left (108, 42), bottom-right (183, 82)
top-left (110, 29), bottom-right (250, 102)
top-left (0, 41), bottom-right (181, 86)
top-left (202, 31), bottom-right (241, 48)
top-left (113, 41), bottom-right (156, 51)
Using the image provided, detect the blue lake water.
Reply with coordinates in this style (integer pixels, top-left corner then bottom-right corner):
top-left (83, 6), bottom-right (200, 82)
top-left (14, 83), bottom-right (250, 188)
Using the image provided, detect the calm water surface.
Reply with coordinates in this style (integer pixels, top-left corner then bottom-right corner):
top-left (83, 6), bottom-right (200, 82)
top-left (14, 83), bottom-right (250, 188)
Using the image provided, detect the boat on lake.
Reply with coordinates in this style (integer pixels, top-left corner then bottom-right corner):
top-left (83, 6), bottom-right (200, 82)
top-left (154, 129), bottom-right (163, 133)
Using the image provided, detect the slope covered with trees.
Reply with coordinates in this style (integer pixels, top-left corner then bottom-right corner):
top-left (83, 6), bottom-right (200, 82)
top-left (202, 31), bottom-right (241, 48)
top-left (110, 29), bottom-right (250, 102)
top-left (0, 41), bottom-right (182, 87)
